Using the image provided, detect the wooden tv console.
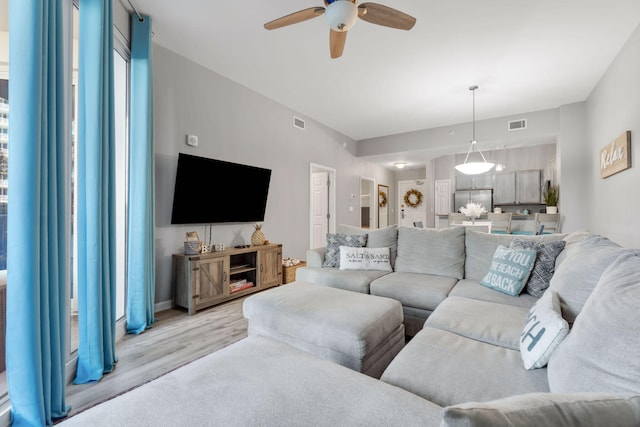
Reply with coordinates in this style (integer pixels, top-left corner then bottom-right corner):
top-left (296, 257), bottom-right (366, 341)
top-left (172, 243), bottom-right (282, 315)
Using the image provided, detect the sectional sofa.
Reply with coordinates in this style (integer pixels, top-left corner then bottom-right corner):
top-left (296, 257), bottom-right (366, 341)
top-left (61, 225), bottom-right (640, 426)
top-left (295, 224), bottom-right (640, 424)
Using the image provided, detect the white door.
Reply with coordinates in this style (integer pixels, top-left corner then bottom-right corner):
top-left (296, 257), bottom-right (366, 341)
top-left (435, 180), bottom-right (451, 215)
top-left (398, 180), bottom-right (428, 227)
top-left (311, 171), bottom-right (329, 249)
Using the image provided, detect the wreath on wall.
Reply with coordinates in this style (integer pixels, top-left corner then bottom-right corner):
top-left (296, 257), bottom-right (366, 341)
top-left (404, 188), bottom-right (424, 208)
top-left (378, 191), bottom-right (388, 208)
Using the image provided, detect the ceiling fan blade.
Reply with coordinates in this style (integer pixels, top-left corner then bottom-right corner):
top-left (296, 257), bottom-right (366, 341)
top-left (329, 29), bottom-right (347, 59)
top-left (264, 7), bottom-right (325, 30)
top-left (357, 3), bottom-right (416, 30)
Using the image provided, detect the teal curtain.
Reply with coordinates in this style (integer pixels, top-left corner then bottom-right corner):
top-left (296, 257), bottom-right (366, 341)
top-left (126, 14), bottom-right (156, 334)
top-left (74, 0), bottom-right (118, 383)
top-left (6, 0), bottom-right (71, 425)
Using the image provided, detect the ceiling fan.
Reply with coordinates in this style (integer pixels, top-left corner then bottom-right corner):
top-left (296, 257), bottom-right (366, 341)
top-left (264, 0), bottom-right (416, 59)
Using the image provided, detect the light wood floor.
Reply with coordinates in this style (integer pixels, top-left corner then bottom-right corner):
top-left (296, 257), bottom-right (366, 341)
top-left (64, 296), bottom-right (248, 419)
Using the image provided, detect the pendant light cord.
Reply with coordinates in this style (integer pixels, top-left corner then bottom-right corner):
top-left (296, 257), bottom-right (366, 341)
top-left (470, 85), bottom-right (478, 144)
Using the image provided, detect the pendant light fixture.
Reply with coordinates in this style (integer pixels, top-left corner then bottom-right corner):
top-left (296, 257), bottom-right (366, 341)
top-left (455, 85), bottom-right (495, 175)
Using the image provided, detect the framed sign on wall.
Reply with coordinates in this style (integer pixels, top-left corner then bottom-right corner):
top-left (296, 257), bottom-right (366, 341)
top-left (600, 131), bottom-right (631, 179)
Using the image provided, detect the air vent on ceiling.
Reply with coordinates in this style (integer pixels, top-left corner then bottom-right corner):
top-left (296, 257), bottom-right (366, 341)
top-left (293, 116), bottom-right (305, 130)
top-left (508, 119), bottom-right (527, 131)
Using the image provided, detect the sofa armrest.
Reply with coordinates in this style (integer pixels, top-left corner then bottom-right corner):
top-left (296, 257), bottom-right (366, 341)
top-left (441, 392), bottom-right (640, 427)
top-left (306, 247), bottom-right (326, 268)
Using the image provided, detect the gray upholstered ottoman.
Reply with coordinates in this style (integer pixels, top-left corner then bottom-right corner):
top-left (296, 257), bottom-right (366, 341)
top-left (243, 282), bottom-right (405, 378)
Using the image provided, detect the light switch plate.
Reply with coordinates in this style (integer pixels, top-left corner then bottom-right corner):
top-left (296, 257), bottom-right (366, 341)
top-left (186, 134), bottom-right (198, 147)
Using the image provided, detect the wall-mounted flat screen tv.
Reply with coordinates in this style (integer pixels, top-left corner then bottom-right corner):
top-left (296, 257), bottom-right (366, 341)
top-left (171, 153), bottom-right (272, 224)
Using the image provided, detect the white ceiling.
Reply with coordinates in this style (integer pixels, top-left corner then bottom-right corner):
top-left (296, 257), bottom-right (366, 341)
top-left (132, 0), bottom-right (640, 166)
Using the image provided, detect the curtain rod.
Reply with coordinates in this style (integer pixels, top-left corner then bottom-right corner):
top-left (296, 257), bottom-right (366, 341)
top-left (126, 0), bottom-right (143, 21)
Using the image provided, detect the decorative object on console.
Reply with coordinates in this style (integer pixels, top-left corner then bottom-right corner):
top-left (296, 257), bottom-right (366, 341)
top-left (403, 188), bottom-right (423, 208)
top-left (459, 202), bottom-right (487, 222)
top-left (480, 245), bottom-right (537, 296)
top-left (251, 223), bottom-right (266, 246)
top-left (519, 290), bottom-right (569, 370)
top-left (184, 231), bottom-right (201, 255)
top-left (455, 86), bottom-right (495, 175)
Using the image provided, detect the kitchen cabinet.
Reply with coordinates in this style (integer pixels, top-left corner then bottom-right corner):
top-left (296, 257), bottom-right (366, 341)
top-left (494, 172), bottom-right (516, 204)
top-left (517, 170), bottom-right (542, 204)
top-left (494, 170), bottom-right (541, 205)
top-left (455, 172), bottom-right (493, 190)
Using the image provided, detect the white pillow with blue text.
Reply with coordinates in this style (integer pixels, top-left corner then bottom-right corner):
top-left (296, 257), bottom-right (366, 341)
top-left (339, 246), bottom-right (392, 271)
top-left (520, 290), bottom-right (569, 370)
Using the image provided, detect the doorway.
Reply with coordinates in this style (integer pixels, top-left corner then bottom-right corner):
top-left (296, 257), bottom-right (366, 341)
top-left (378, 184), bottom-right (389, 228)
top-left (309, 164), bottom-right (336, 250)
top-left (398, 179), bottom-right (427, 227)
top-left (360, 176), bottom-right (376, 229)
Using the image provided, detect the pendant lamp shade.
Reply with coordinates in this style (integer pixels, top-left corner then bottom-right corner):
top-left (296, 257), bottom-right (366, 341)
top-left (455, 86), bottom-right (494, 175)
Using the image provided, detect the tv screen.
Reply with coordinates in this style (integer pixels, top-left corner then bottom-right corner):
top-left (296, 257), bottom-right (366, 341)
top-left (171, 153), bottom-right (272, 224)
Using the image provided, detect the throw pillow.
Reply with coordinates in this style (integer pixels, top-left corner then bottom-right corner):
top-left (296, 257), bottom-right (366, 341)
top-left (441, 393), bottom-right (640, 427)
top-left (464, 229), bottom-right (565, 281)
top-left (480, 245), bottom-right (537, 296)
top-left (339, 246), bottom-right (392, 271)
top-left (510, 239), bottom-right (566, 297)
top-left (338, 224), bottom-right (398, 267)
top-left (547, 234), bottom-right (624, 324)
top-left (322, 233), bottom-right (367, 268)
top-left (548, 251), bottom-right (640, 394)
top-left (519, 290), bottom-right (569, 370)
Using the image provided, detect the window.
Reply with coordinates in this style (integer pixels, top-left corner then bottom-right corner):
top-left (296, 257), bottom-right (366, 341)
top-left (69, 4), bottom-right (131, 353)
top-left (0, 0), bottom-right (9, 391)
top-left (113, 47), bottom-right (129, 321)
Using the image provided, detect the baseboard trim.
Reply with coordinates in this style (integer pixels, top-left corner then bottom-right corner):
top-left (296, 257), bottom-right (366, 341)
top-left (154, 300), bottom-right (173, 313)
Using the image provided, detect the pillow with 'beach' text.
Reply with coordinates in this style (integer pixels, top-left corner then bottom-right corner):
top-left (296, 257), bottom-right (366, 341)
top-left (480, 245), bottom-right (537, 296)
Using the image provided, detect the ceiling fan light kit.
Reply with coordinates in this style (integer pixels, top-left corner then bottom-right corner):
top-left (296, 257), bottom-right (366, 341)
top-left (455, 86), bottom-right (495, 175)
top-left (325, 0), bottom-right (358, 31)
top-left (264, 0), bottom-right (416, 58)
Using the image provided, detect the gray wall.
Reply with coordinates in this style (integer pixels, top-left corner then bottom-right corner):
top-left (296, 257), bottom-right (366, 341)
top-left (557, 103), bottom-right (589, 233)
top-left (357, 108), bottom-right (558, 159)
top-left (153, 45), bottom-right (395, 304)
top-left (151, 20), bottom-right (640, 304)
top-left (113, 0), bottom-right (130, 43)
top-left (584, 23), bottom-right (640, 248)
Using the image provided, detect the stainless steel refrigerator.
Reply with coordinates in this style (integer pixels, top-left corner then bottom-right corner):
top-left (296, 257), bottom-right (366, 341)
top-left (454, 189), bottom-right (493, 213)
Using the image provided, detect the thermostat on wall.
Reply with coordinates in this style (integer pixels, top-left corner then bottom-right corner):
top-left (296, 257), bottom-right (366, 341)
top-left (186, 134), bottom-right (198, 147)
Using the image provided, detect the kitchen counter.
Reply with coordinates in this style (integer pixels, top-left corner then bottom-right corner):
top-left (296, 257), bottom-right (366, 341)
top-left (436, 213), bottom-right (545, 233)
